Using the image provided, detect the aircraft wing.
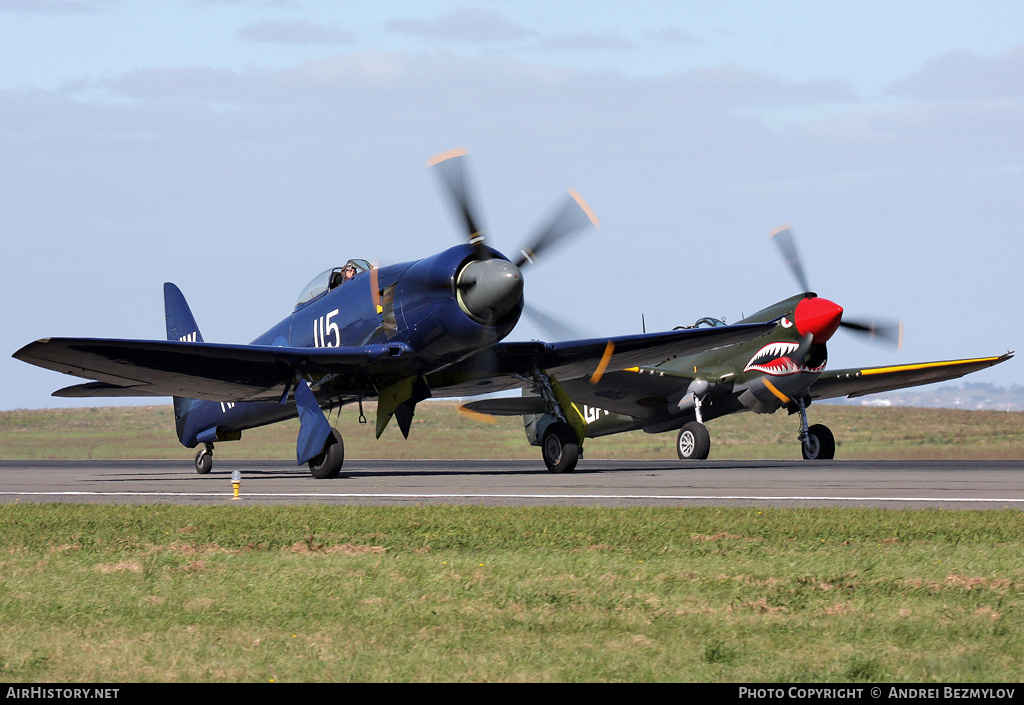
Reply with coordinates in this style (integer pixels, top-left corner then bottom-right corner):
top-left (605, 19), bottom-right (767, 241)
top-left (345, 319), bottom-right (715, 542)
top-left (430, 322), bottom-right (773, 397)
top-left (808, 353), bottom-right (1014, 401)
top-left (463, 366), bottom-right (690, 421)
top-left (15, 322), bottom-right (772, 404)
top-left (12, 337), bottom-right (414, 402)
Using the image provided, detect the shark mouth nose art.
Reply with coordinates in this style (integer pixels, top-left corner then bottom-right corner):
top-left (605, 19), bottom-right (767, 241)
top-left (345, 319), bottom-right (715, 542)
top-left (743, 341), bottom-right (826, 376)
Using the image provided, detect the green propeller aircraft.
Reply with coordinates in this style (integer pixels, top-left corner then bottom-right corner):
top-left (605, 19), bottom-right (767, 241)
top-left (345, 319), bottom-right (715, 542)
top-left (462, 225), bottom-right (1013, 470)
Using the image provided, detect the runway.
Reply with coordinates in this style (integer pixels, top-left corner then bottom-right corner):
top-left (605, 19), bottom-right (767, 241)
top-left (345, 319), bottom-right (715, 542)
top-left (1, 458), bottom-right (1022, 508)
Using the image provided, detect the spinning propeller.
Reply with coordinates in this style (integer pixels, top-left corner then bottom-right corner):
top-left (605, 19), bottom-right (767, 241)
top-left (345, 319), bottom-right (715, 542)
top-left (429, 149), bottom-right (613, 384)
top-left (429, 148), bottom-right (599, 327)
top-left (769, 224), bottom-right (903, 350)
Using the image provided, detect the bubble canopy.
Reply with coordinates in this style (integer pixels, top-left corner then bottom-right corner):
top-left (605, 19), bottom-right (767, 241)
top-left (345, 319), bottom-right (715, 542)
top-left (294, 259), bottom-right (373, 310)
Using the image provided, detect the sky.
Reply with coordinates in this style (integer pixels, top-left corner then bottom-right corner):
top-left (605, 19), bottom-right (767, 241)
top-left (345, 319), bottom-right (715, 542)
top-left (2, 0), bottom-right (1022, 411)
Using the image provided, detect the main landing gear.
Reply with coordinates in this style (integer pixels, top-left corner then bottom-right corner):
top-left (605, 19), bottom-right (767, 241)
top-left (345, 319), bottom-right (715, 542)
top-left (676, 390), bottom-right (711, 460)
top-left (672, 393), bottom-right (836, 461)
top-left (525, 368), bottom-right (584, 473)
top-left (677, 422), bottom-right (711, 460)
top-left (541, 422), bottom-right (579, 473)
top-left (192, 428), bottom-right (346, 478)
top-left (307, 428), bottom-right (345, 479)
top-left (797, 399), bottom-right (835, 460)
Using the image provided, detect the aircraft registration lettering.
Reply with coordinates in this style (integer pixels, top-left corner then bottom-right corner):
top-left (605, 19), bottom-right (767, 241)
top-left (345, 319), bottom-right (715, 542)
top-left (582, 405), bottom-right (610, 423)
top-left (178, 332), bottom-right (198, 343)
top-left (220, 402), bottom-right (235, 413)
top-left (312, 309), bottom-right (341, 348)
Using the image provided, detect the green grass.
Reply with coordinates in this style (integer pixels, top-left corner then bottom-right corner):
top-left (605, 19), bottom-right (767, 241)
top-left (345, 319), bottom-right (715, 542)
top-left (1, 503), bottom-right (1022, 682)
top-left (2, 402), bottom-right (1023, 461)
top-left (2, 404), bottom-right (1021, 682)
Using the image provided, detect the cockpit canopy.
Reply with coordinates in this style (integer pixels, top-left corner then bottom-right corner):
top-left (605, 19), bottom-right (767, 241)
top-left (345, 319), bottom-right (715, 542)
top-left (674, 316), bottom-right (727, 330)
top-left (294, 259), bottom-right (373, 310)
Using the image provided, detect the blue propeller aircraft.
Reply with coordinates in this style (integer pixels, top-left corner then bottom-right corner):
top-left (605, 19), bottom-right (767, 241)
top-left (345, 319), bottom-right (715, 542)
top-left (13, 150), bottom-right (775, 477)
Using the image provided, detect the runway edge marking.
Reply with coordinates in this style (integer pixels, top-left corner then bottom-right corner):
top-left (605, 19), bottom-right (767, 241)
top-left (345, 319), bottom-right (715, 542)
top-left (1, 491), bottom-right (1023, 503)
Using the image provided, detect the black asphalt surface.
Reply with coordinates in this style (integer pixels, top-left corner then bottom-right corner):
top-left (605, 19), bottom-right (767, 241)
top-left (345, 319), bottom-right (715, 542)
top-left (1, 458), bottom-right (1022, 509)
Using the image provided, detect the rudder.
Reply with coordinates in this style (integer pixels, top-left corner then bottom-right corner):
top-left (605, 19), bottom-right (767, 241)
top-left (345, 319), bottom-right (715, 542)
top-left (164, 282), bottom-right (203, 444)
top-left (164, 282), bottom-right (204, 344)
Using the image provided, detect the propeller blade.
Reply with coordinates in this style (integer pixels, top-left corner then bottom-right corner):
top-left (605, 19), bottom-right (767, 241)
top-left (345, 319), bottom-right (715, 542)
top-left (590, 340), bottom-right (616, 384)
top-left (769, 224), bottom-right (810, 293)
top-left (840, 318), bottom-right (904, 350)
top-left (429, 148), bottom-right (487, 250)
top-left (369, 263), bottom-right (382, 314)
top-left (522, 302), bottom-right (590, 341)
top-left (767, 224), bottom-right (905, 351)
top-left (514, 190), bottom-right (599, 268)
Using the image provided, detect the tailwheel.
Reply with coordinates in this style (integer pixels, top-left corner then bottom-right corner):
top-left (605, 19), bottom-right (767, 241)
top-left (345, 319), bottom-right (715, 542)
top-left (677, 421), bottom-right (711, 460)
top-left (194, 444), bottom-right (213, 474)
top-left (308, 428), bottom-right (345, 479)
top-left (801, 423), bottom-right (835, 460)
top-left (541, 422), bottom-right (579, 473)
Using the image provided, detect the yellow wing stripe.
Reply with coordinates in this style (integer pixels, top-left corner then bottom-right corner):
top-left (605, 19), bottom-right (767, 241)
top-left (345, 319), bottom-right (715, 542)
top-left (860, 356), bottom-right (1005, 376)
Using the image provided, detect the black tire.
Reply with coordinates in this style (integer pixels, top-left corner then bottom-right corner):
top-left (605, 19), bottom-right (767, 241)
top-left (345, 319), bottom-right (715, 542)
top-left (541, 422), bottom-right (579, 473)
top-left (194, 448), bottom-right (213, 474)
top-left (802, 423), bottom-right (836, 460)
top-left (308, 428), bottom-right (345, 479)
top-left (677, 421), bottom-right (711, 460)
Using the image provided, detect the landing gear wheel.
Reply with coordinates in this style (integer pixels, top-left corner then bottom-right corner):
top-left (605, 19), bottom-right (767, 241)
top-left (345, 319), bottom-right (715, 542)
top-left (541, 422), bottom-right (579, 473)
top-left (308, 428), bottom-right (345, 479)
top-left (194, 447), bottom-right (213, 474)
top-left (802, 423), bottom-right (835, 460)
top-left (677, 422), bottom-right (711, 460)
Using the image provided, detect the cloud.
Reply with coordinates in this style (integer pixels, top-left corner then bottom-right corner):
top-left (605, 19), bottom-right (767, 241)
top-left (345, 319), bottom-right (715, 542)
top-left (542, 32), bottom-right (636, 51)
top-left (95, 50), bottom-right (856, 113)
top-left (643, 27), bottom-right (704, 45)
top-left (238, 20), bottom-right (354, 45)
top-left (0, 0), bottom-right (111, 12)
top-left (385, 8), bottom-right (536, 43)
top-left (889, 44), bottom-right (1024, 100)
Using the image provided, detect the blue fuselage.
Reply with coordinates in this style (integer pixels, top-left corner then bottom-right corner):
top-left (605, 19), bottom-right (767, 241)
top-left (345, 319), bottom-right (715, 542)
top-left (176, 244), bottom-right (523, 448)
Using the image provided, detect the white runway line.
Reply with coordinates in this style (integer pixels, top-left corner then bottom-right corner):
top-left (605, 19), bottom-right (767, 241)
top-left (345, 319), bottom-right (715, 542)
top-left (1, 490), bottom-right (1022, 503)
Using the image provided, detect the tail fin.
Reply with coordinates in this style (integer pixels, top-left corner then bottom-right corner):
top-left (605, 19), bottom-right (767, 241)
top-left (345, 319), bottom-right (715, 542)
top-left (164, 282), bottom-right (204, 343)
top-left (164, 282), bottom-right (203, 444)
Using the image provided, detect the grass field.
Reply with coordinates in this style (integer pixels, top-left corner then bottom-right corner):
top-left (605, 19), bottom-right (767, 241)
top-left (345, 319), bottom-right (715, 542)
top-left (2, 401), bottom-right (1023, 461)
top-left (1, 503), bottom-right (1022, 682)
top-left (1, 403), bottom-right (1022, 682)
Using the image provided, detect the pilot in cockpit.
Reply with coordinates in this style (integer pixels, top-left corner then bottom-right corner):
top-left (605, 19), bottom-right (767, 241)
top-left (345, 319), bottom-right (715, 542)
top-left (329, 263), bottom-right (360, 290)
